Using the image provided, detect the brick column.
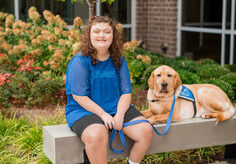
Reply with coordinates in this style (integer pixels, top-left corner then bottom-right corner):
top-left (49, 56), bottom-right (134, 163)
top-left (136, 0), bottom-right (178, 58)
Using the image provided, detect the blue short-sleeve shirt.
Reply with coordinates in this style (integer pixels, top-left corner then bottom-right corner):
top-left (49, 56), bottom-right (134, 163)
top-left (65, 52), bottom-right (132, 128)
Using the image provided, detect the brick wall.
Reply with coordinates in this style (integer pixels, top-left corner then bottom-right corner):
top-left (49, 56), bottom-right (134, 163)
top-left (136, 0), bottom-right (178, 58)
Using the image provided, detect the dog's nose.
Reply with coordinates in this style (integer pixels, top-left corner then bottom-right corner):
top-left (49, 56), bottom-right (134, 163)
top-left (161, 82), bottom-right (168, 88)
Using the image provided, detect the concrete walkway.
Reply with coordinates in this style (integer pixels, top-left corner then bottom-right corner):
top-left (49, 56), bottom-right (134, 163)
top-left (213, 159), bottom-right (236, 164)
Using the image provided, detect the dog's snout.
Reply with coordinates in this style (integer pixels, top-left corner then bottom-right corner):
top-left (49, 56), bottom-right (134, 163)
top-left (161, 82), bottom-right (168, 88)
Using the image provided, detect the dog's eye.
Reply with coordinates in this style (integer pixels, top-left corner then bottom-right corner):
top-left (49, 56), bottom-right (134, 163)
top-left (168, 74), bottom-right (172, 77)
top-left (157, 74), bottom-right (161, 77)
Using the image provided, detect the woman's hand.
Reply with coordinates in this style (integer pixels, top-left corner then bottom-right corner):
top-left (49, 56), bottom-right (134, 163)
top-left (113, 113), bottom-right (124, 131)
top-left (100, 112), bottom-right (115, 130)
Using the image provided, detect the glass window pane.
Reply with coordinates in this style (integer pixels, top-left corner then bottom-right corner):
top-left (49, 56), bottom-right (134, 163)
top-left (74, 2), bottom-right (89, 23)
top-left (0, 0), bottom-right (14, 14)
top-left (19, 0), bottom-right (88, 25)
top-left (181, 32), bottom-right (221, 63)
top-left (101, 0), bottom-right (131, 24)
top-left (123, 28), bottom-right (131, 42)
top-left (225, 35), bottom-right (231, 64)
top-left (235, 2), bottom-right (236, 30)
top-left (226, 0), bottom-right (231, 29)
top-left (182, 0), bottom-right (200, 26)
top-left (182, 0), bottom-right (222, 29)
top-left (203, 0), bottom-right (222, 28)
top-left (234, 36), bottom-right (236, 64)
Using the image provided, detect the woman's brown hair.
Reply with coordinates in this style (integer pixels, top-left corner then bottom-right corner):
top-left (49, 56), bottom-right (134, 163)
top-left (80, 16), bottom-right (123, 70)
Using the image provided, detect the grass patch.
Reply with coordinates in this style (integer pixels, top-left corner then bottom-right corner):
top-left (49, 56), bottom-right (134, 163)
top-left (0, 106), bottom-right (66, 163)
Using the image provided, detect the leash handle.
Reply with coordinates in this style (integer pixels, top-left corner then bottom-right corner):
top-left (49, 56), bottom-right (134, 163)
top-left (110, 130), bottom-right (126, 153)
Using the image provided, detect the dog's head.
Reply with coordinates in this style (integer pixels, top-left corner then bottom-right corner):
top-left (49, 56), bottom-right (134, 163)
top-left (148, 65), bottom-right (182, 97)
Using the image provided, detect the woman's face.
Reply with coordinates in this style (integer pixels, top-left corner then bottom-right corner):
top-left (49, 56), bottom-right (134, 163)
top-left (90, 22), bottom-right (113, 50)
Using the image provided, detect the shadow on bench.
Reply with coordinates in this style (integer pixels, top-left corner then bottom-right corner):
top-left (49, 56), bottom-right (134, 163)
top-left (43, 110), bottom-right (236, 164)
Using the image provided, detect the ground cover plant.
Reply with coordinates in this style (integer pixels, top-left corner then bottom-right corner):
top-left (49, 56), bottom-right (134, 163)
top-left (0, 7), bottom-right (235, 164)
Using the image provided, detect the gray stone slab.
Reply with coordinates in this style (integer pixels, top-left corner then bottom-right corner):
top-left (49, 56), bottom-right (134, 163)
top-left (212, 159), bottom-right (236, 164)
top-left (43, 109), bottom-right (236, 164)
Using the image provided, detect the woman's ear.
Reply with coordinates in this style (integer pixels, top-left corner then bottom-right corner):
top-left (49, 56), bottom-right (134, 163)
top-left (148, 72), bottom-right (154, 90)
top-left (174, 72), bottom-right (182, 90)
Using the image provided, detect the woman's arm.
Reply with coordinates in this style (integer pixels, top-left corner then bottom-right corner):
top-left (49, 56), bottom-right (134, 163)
top-left (116, 93), bottom-right (132, 116)
top-left (113, 93), bottom-right (131, 130)
top-left (73, 95), bottom-right (115, 129)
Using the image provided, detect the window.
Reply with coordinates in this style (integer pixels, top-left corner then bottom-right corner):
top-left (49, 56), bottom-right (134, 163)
top-left (0, 0), bottom-right (14, 14)
top-left (97, 0), bottom-right (134, 41)
top-left (6, 0), bottom-right (134, 41)
top-left (178, 0), bottom-right (236, 65)
top-left (19, 0), bottom-right (88, 24)
top-left (182, 32), bottom-right (221, 62)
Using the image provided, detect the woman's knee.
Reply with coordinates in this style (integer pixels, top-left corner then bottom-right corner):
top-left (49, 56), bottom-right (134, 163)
top-left (82, 125), bottom-right (108, 145)
top-left (138, 123), bottom-right (153, 141)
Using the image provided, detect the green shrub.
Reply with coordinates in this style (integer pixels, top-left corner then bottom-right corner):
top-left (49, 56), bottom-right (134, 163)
top-left (176, 69), bottom-right (200, 84)
top-left (224, 64), bottom-right (236, 73)
top-left (141, 65), bottom-right (161, 89)
top-left (197, 58), bottom-right (218, 65)
top-left (219, 73), bottom-right (236, 99)
top-left (197, 64), bottom-right (230, 79)
top-left (129, 59), bottom-right (148, 85)
top-left (169, 59), bottom-right (200, 73)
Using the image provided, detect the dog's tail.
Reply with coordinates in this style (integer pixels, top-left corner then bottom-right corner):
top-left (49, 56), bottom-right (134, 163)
top-left (217, 106), bottom-right (235, 122)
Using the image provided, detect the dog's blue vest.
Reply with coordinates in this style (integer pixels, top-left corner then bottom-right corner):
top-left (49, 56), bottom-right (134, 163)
top-left (178, 85), bottom-right (197, 117)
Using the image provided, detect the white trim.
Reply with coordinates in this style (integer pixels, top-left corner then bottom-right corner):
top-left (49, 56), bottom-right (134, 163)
top-left (230, 0), bottom-right (235, 64)
top-left (181, 26), bottom-right (236, 35)
top-left (14, 0), bottom-right (19, 20)
top-left (177, 0), bottom-right (182, 56)
top-left (184, 22), bottom-right (229, 26)
top-left (96, 0), bottom-right (101, 16)
top-left (122, 24), bottom-right (132, 28)
top-left (199, 0), bottom-right (204, 46)
top-left (67, 25), bottom-right (74, 29)
top-left (131, 0), bottom-right (136, 40)
top-left (221, 0), bottom-right (227, 65)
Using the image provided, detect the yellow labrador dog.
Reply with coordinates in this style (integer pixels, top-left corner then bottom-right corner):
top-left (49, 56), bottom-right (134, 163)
top-left (142, 65), bottom-right (235, 124)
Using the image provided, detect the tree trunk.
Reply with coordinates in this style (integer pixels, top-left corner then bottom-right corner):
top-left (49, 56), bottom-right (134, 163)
top-left (87, 0), bottom-right (96, 19)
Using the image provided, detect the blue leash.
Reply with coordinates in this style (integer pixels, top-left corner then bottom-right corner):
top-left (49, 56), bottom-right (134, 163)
top-left (110, 93), bottom-right (176, 153)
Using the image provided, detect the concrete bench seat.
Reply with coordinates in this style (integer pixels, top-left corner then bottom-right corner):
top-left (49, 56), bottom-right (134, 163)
top-left (43, 110), bottom-right (236, 164)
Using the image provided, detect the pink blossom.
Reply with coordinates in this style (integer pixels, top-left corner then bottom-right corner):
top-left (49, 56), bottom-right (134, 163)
top-left (35, 66), bottom-right (41, 70)
top-left (17, 59), bottom-right (24, 65)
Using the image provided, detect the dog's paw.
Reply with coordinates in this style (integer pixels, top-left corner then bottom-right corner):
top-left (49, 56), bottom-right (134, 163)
top-left (148, 117), bottom-right (156, 124)
top-left (201, 113), bottom-right (213, 119)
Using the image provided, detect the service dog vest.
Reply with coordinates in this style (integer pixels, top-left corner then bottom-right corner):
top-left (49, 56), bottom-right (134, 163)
top-left (178, 85), bottom-right (197, 118)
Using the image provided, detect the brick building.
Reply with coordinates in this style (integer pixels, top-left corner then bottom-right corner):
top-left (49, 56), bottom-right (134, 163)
top-left (1, 0), bottom-right (235, 64)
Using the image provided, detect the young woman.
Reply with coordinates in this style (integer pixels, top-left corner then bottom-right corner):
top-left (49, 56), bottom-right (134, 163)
top-left (65, 16), bottom-right (153, 164)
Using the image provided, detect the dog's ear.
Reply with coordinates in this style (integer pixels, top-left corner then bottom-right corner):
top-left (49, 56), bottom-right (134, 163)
top-left (148, 72), bottom-right (154, 89)
top-left (174, 72), bottom-right (182, 90)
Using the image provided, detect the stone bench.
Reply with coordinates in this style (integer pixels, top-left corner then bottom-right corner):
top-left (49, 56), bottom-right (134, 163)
top-left (43, 109), bottom-right (236, 164)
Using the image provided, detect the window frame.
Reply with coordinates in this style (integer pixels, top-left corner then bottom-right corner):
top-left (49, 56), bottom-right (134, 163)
top-left (177, 0), bottom-right (236, 65)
